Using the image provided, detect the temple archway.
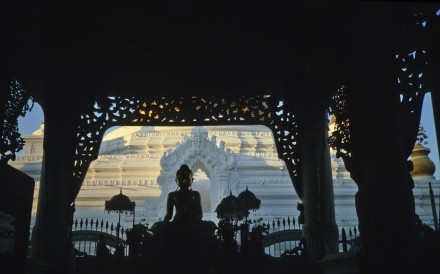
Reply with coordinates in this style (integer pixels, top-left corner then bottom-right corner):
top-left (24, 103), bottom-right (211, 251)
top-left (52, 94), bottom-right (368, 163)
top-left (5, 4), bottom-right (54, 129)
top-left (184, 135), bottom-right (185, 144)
top-left (192, 168), bottom-right (211, 214)
top-left (148, 126), bottom-right (241, 221)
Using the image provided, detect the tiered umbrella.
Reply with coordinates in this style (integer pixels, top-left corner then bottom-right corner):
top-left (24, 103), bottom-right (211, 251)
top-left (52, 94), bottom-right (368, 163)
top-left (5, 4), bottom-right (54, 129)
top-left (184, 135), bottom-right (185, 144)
top-left (215, 187), bottom-right (261, 248)
top-left (105, 188), bottom-right (136, 242)
top-left (214, 191), bottom-right (246, 220)
top-left (237, 186), bottom-right (261, 218)
top-left (215, 186), bottom-right (261, 221)
top-left (237, 186), bottom-right (261, 247)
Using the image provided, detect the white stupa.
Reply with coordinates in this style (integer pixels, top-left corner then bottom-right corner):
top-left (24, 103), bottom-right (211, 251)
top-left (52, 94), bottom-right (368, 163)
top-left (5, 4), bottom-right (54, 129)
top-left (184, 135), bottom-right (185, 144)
top-left (9, 121), bottom-right (440, 231)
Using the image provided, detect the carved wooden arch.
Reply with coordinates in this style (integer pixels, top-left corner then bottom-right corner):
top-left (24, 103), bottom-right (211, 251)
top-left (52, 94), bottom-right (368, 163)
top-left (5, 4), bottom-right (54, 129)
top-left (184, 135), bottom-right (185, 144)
top-left (70, 94), bottom-right (302, 202)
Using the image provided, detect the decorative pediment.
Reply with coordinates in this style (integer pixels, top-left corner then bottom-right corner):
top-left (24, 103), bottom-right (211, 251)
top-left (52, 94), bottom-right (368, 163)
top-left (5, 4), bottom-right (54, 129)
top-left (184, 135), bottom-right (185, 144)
top-left (139, 126), bottom-right (243, 221)
top-left (158, 126), bottom-right (239, 196)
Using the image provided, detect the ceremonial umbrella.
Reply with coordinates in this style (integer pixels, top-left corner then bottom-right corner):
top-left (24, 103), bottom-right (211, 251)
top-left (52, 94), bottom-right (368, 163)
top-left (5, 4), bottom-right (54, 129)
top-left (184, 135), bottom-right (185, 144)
top-left (237, 186), bottom-right (261, 246)
top-left (105, 188), bottom-right (136, 242)
top-left (237, 186), bottom-right (261, 221)
top-left (214, 191), bottom-right (246, 220)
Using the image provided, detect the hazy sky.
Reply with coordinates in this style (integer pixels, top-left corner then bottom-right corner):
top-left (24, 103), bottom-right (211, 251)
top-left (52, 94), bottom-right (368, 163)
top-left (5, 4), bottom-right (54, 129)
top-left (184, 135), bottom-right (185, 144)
top-left (17, 93), bottom-right (440, 179)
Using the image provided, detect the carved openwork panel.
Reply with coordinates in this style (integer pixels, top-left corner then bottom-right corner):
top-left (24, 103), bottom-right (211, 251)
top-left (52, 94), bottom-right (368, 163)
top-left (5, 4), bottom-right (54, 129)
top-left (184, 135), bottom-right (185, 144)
top-left (328, 85), bottom-right (351, 161)
top-left (1, 80), bottom-right (33, 163)
top-left (73, 95), bottom-right (303, 198)
top-left (328, 10), bottom-right (433, 184)
top-left (395, 11), bottom-right (431, 148)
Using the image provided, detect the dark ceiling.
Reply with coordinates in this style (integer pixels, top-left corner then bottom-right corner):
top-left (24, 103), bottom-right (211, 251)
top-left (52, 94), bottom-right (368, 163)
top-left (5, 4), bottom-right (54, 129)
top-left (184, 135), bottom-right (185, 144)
top-left (2, 1), bottom-right (439, 106)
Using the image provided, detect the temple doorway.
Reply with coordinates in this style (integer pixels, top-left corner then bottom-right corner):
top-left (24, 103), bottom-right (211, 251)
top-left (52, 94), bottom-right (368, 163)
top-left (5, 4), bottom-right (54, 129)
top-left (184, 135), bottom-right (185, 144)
top-left (192, 168), bottom-right (212, 218)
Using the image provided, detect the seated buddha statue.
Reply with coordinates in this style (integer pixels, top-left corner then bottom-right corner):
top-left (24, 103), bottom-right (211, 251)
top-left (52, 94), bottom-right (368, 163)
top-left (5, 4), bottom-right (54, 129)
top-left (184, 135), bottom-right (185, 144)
top-left (150, 165), bottom-right (217, 273)
top-left (163, 164), bottom-right (203, 227)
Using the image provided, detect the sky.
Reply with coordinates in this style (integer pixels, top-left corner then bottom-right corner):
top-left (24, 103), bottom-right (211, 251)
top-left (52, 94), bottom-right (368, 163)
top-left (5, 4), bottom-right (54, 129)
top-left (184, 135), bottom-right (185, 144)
top-left (17, 93), bottom-right (440, 179)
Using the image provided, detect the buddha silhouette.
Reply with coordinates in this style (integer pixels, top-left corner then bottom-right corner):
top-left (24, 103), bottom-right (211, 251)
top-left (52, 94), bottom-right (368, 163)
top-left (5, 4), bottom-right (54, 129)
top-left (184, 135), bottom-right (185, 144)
top-left (150, 164), bottom-right (217, 273)
top-left (164, 164), bottom-right (203, 226)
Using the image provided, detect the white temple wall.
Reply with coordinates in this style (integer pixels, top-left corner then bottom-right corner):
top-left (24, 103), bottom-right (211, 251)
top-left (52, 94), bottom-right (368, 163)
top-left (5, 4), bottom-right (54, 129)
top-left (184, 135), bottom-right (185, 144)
top-left (9, 125), bottom-right (440, 232)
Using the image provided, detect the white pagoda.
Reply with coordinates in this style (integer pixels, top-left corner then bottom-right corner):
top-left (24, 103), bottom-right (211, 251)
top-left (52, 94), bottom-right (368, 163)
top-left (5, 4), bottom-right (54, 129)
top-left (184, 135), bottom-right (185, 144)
top-left (10, 121), bottom-right (440, 232)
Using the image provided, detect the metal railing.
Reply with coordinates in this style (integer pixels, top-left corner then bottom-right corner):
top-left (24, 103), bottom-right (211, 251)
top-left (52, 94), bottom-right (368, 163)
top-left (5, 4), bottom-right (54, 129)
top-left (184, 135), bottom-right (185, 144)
top-left (71, 218), bottom-right (130, 256)
top-left (27, 216), bottom-right (361, 258)
top-left (260, 216), bottom-right (360, 257)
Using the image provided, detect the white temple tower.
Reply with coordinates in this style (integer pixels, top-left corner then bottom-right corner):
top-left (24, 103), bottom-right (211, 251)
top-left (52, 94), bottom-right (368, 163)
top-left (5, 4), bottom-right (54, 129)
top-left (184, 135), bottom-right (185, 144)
top-left (9, 122), bottom-right (440, 231)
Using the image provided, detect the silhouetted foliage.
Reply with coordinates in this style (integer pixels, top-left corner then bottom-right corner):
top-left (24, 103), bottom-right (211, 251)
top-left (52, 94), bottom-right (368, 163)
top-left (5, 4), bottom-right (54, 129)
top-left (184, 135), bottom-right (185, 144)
top-left (1, 79), bottom-right (33, 163)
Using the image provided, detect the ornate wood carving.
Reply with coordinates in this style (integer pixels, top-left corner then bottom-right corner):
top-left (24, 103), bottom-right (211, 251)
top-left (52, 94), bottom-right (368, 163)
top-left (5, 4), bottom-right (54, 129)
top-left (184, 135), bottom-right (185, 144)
top-left (73, 95), bottom-right (303, 199)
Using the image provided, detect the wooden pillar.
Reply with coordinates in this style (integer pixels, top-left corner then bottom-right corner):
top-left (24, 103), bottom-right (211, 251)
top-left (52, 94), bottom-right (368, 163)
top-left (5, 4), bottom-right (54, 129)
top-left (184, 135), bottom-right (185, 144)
top-left (349, 89), bottom-right (417, 274)
top-left (300, 106), bottom-right (338, 269)
top-left (319, 114), bottom-right (339, 254)
top-left (30, 101), bottom-right (78, 273)
top-left (339, 11), bottom-right (421, 271)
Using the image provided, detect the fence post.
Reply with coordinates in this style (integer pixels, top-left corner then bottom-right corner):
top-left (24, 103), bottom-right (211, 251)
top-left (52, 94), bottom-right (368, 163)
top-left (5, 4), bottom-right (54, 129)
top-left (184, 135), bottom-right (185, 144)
top-left (341, 228), bottom-right (347, 252)
top-left (428, 182), bottom-right (438, 231)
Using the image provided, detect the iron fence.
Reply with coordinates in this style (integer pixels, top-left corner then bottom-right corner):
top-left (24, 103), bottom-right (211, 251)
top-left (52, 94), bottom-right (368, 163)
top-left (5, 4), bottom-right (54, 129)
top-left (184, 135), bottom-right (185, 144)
top-left (65, 216), bottom-right (360, 257)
